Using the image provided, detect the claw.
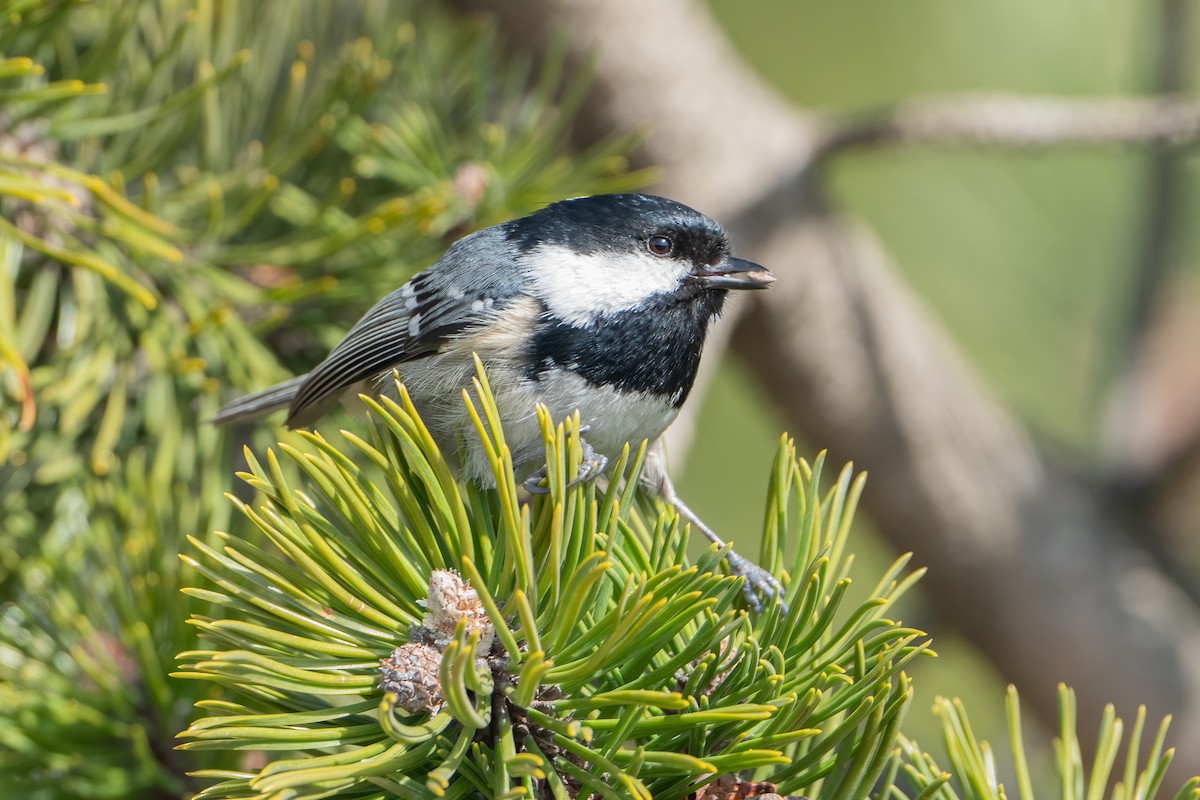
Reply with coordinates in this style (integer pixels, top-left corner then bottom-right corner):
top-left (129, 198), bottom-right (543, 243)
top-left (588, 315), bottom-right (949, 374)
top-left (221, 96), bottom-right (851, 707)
top-left (523, 466), bottom-right (552, 495)
top-left (725, 550), bottom-right (787, 613)
top-left (522, 428), bottom-right (607, 495)
top-left (566, 440), bottom-right (607, 489)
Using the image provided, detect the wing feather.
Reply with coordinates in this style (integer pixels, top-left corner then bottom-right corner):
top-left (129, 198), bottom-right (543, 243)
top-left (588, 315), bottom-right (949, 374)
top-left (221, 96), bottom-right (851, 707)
top-left (284, 271), bottom-right (507, 428)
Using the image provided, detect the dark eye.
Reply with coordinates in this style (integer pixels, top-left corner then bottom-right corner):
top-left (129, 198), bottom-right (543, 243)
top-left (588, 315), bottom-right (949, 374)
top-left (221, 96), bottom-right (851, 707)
top-left (647, 235), bottom-right (674, 257)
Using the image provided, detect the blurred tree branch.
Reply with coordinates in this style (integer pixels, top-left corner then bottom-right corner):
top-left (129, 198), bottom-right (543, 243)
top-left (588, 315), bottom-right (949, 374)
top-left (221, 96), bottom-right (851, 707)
top-left (1114, 0), bottom-right (1190, 404)
top-left (455, 0), bottom-right (1200, 784)
top-left (1103, 0), bottom-right (1192, 472)
top-left (816, 93), bottom-right (1200, 153)
top-left (1099, 0), bottom-right (1200, 602)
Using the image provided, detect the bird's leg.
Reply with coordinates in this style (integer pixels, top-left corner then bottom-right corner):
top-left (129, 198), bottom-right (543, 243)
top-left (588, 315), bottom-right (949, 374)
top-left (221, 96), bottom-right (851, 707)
top-left (671, 494), bottom-right (786, 612)
top-left (640, 441), bottom-right (786, 613)
top-left (522, 425), bottom-right (608, 495)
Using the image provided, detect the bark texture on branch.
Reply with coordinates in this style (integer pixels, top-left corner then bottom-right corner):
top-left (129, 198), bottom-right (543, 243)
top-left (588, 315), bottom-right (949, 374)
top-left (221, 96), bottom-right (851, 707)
top-left (457, 0), bottom-right (1200, 779)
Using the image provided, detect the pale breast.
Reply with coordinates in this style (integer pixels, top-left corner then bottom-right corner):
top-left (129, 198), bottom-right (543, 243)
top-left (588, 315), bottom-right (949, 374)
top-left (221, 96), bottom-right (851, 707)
top-left (367, 294), bottom-right (680, 486)
top-left (378, 353), bottom-right (677, 487)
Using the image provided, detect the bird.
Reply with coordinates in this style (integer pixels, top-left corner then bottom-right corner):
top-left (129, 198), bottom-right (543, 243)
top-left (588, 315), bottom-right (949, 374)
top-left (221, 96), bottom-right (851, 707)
top-left (213, 193), bottom-right (783, 609)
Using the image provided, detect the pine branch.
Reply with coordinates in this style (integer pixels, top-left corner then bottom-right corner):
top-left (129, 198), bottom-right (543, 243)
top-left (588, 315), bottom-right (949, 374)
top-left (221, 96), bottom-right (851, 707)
top-left (176, 367), bottom-right (928, 799)
top-left (893, 685), bottom-right (1199, 800)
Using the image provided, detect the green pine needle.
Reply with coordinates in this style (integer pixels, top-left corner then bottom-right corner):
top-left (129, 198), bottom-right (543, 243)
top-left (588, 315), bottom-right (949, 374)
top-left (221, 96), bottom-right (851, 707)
top-left (891, 685), bottom-right (1198, 800)
top-left (178, 365), bottom-right (928, 799)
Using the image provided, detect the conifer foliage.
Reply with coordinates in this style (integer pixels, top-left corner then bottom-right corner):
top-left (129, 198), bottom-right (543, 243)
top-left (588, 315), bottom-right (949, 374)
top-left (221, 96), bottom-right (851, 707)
top-left (0, 2), bottom-right (1196, 799)
top-left (176, 368), bottom-right (925, 798)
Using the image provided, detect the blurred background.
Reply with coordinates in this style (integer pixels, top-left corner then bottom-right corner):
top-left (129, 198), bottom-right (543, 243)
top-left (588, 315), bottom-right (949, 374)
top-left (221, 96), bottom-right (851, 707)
top-left (681, 0), bottom-right (1200, 762)
top-left (3, 0), bottom-right (1200, 796)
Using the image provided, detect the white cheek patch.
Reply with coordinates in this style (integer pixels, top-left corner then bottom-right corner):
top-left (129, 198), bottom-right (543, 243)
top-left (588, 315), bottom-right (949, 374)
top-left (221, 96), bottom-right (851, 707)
top-left (527, 243), bottom-right (690, 325)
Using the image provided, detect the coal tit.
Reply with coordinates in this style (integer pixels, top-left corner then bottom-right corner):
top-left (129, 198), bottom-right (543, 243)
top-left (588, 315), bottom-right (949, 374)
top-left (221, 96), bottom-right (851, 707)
top-left (214, 193), bottom-right (782, 608)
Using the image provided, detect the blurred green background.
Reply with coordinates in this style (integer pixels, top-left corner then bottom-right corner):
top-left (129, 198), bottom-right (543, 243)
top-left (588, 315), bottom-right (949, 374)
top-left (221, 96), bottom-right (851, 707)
top-left (679, 0), bottom-right (1200, 765)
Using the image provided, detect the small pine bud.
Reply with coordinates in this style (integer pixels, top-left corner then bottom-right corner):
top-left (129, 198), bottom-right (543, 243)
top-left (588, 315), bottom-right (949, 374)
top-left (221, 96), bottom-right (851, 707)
top-left (452, 161), bottom-right (488, 208)
top-left (421, 569), bottom-right (495, 652)
top-left (0, 114), bottom-right (93, 262)
top-left (380, 641), bottom-right (444, 715)
top-left (694, 775), bottom-right (802, 799)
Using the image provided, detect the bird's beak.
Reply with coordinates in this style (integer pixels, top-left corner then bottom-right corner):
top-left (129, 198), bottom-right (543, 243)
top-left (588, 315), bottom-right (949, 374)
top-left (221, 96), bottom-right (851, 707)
top-left (692, 257), bottom-right (775, 291)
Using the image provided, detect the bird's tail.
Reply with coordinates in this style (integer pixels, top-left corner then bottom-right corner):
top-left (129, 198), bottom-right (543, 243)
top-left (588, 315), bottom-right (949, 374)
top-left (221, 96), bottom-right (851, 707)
top-left (210, 375), bottom-right (308, 426)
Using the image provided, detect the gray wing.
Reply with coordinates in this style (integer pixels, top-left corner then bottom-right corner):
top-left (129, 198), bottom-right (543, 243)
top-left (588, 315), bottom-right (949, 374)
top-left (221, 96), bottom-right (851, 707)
top-left (285, 229), bottom-right (524, 428)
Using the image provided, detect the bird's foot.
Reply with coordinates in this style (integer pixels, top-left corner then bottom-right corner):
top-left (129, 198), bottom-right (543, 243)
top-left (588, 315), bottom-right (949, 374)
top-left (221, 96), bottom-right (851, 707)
top-left (637, 439), bottom-right (787, 613)
top-left (724, 549), bottom-right (787, 613)
top-left (568, 438), bottom-right (608, 487)
top-left (522, 430), bottom-right (608, 495)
